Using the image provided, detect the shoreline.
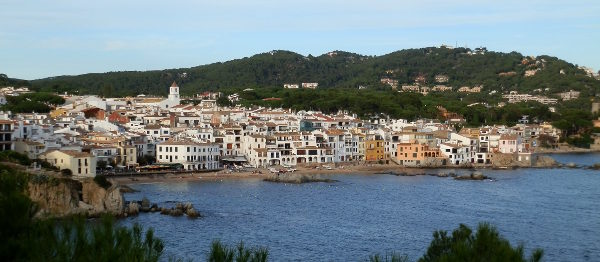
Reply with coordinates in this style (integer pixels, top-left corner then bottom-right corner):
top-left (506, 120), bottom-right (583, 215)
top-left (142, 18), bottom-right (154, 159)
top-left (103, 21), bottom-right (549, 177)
top-left (110, 162), bottom-right (559, 186)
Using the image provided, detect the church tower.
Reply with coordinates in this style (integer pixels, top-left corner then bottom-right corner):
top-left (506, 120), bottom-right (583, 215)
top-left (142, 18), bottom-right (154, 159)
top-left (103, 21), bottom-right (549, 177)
top-left (168, 81), bottom-right (180, 100)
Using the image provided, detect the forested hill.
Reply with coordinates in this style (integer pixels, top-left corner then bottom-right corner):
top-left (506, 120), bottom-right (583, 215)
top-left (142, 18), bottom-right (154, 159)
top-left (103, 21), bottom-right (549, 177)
top-left (22, 47), bottom-right (600, 97)
top-left (0, 74), bottom-right (30, 87)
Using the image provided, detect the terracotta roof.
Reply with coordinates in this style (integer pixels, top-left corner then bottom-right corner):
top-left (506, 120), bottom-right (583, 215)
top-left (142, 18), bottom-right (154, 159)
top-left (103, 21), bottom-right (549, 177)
top-left (43, 150), bottom-right (92, 158)
top-left (171, 81), bottom-right (178, 87)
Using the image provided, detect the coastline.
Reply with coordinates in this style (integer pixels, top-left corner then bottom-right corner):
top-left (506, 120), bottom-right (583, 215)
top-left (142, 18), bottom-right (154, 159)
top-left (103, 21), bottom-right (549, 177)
top-left (109, 163), bottom-right (530, 186)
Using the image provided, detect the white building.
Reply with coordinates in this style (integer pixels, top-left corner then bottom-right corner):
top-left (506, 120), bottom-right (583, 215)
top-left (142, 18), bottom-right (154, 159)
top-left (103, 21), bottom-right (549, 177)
top-left (440, 142), bottom-right (470, 165)
top-left (156, 140), bottom-right (221, 170)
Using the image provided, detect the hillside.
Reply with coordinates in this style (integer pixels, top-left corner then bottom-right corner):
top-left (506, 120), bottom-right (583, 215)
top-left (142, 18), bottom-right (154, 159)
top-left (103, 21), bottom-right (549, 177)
top-left (0, 74), bottom-right (30, 87)
top-left (26, 47), bottom-right (600, 98)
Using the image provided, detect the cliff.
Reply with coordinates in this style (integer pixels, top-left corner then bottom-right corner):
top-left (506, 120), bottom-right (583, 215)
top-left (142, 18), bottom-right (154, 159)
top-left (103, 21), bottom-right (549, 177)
top-left (27, 174), bottom-right (124, 218)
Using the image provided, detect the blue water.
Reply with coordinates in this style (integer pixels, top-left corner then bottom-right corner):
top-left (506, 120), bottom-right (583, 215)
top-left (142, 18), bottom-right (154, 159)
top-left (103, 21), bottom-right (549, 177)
top-left (120, 154), bottom-right (600, 261)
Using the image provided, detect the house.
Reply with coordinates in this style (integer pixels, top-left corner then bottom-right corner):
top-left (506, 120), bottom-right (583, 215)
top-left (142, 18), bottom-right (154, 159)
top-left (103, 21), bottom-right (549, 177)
top-left (0, 119), bottom-right (13, 151)
top-left (156, 139), bottom-right (220, 170)
top-left (39, 150), bottom-right (97, 177)
top-left (396, 141), bottom-right (443, 167)
top-left (13, 140), bottom-right (46, 159)
top-left (301, 83), bottom-right (318, 89)
top-left (365, 136), bottom-right (385, 162)
top-left (499, 134), bottom-right (521, 154)
top-left (439, 142), bottom-right (470, 165)
top-left (283, 84), bottom-right (299, 89)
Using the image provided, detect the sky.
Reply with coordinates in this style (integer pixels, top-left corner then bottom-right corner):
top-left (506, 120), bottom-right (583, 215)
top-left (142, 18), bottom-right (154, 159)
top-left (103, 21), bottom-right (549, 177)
top-left (1, 0), bottom-right (599, 80)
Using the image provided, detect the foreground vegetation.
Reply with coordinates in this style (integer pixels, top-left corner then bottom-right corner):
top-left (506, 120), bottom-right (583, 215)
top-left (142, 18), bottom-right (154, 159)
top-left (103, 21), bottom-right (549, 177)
top-left (1, 161), bottom-right (543, 261)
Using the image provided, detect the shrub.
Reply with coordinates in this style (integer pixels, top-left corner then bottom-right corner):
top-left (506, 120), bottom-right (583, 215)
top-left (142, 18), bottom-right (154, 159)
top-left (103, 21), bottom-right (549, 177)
top-left (0, 150), bottom-right (32, 165)
top-left (418, 223), bottom-right (543, 262)
top-left (369, 252), bottom-right (408, 262)
top-left (208, 240), bottom-right (269, 262)
top-left (93, 175), bottom-right (112, 189)
top-left (60, 169), bottom-right (72, 177)
top-left (0, 164), bottom-right (164, 261)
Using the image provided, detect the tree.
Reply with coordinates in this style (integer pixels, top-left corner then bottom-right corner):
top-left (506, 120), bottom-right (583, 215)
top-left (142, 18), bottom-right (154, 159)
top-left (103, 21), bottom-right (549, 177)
top-left (419, 223), bottom-right (543, 262)
top-left (1, 165), bottom-right (164, 261)
top-left (60, 169), bottom-right (72, 177)
top-left (97, 160), bottom-right (108, 169)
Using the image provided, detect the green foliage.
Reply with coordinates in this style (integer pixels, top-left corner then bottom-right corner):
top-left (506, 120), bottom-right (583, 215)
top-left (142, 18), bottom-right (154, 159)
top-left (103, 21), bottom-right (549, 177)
top-left (208, 240), bottom-right (269, 262)
top-left (0, 164), bottom-right (164, 261)
top-left (217, 96), bottom-right (233, 107)
top-left (38, 159), bottom-right (60, 170)
top-left (418, 223), bottom-right (543, 262)
top-left (137, 155), bottom-right (156, 166)
top-left (0, 150), bottom-right (32, 165)
top-left (1, 92), bottom-right (65, 113)
top-left (97, 160), bottom-right (108, 169)
top-left (552, 108), bottom-right (595, 148)
top-left (564, 134), bottom-right (593, 149)
top-left (94, 175), bottom-right (112, 189)
top-left (369, 252), bottom-right (409, 262)
top-left (29, 47), bottom-right (600, 99)
top-left (61, 168), bottom-right (73, 177)
top-left (0, 73), bottom-right (30, 87)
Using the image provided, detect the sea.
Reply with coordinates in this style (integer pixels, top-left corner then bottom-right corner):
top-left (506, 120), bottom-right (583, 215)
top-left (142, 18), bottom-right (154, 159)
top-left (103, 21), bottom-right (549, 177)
top-left (119, 153), bottom-right (600, 261)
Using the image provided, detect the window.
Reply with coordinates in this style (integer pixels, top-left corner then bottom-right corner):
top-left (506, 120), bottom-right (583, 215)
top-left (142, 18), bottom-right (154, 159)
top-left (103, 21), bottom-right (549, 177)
top-left (85, 159), bottom-right (88, 166)
top-left (159, 147), bottom-right (162, 152)
top-left (175, 147), bottom-right (178, 152)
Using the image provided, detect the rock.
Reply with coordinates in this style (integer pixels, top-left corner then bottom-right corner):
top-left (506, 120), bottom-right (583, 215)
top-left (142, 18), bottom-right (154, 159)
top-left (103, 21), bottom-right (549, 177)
top-left (175, 202), bottom-right (184, 211)
top-left (186, 207), bottom-right (200, 218)
top-left (127, 202), bottom-right (140, 215)
top-left (27, 176), bottom-right (124, 218)
top-left (472, 171), bottom-right (484, 180)
top-left (170, 208), bottom-right (183, 217)
top-left (150, 203), bottom-right (159, 212)
top-left (160, 208), bottom-right (170, 215)
top-left (183, 202), bottom-right (194, 212)
top-left (141, 197), bottom-right (150, 208)
top-left (139, 197), bottom-right (151, 212)
top-left (534, 155), bottom-right (557, 167)
top-left (437, 172), bottom-right (448, 177)
top-left (566, 162), bottom-right (577, 168)
top-left (591, 163), bottom-right (600, 170)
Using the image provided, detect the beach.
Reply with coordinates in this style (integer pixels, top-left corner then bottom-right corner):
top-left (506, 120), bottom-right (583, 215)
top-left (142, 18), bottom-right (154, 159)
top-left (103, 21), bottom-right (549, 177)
top-left (109, 163), bottom-right (425, 185)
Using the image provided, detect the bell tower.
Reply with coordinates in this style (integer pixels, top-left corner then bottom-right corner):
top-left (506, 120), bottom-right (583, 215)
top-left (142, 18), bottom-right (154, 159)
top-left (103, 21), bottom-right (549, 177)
top-left (168, 81), bottom-right (180, 100)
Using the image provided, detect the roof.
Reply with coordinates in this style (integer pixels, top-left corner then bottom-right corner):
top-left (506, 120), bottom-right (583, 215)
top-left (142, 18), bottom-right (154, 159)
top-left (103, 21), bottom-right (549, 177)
top-left (42, 150), bottom-right (92, 158)
top-left (171, 81), bottom-right (178, 87)
top-left (500, 134), bottom-right (519, 140)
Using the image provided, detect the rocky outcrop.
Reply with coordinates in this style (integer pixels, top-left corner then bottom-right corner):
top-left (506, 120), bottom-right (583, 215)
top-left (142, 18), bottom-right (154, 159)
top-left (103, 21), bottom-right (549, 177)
top-left (27, 175), bottom-right (124, 218)
top-left (264, 173), bottom-right (337, 184)
top-left (455, 171), bottom-right (490, 181)
top-left (27, 177), bottom-right (80, 218)
top-left (533, 155), bottom-right (558, 168)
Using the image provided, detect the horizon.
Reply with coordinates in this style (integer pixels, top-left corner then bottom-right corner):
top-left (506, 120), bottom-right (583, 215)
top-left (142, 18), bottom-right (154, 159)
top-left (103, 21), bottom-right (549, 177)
top-left (1, 0), bottom-right (599, 80)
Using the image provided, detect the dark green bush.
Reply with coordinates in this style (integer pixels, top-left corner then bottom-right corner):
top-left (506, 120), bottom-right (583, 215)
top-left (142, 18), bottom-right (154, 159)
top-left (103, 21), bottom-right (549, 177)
top-left (208, 240), bottom-right (269, 262)
top-left (0, 164), bottom-right (164, 261)
top-left (418, 223), bottom-right (543, 262)
top-left (93, 175), bottom-right (112, 189)
top-left (61, 169), bottom-right (72, 177)
top-left (0, 150), bottom-right (32, 165)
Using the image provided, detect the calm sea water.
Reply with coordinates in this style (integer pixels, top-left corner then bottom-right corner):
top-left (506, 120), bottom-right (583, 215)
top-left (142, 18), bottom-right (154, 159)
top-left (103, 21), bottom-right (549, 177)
top-left (119, 153), bottom-right (600, 261)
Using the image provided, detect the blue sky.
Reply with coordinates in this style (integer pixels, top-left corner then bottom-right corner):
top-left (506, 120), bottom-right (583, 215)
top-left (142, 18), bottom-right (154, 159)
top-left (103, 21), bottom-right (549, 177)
top-left (1, 0), bottom-right (599, 80)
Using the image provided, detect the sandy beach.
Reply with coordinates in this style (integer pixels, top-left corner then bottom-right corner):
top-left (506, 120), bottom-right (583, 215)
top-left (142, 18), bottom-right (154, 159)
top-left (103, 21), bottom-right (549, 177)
top-left (110, 163), bottom-right (434, 185)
